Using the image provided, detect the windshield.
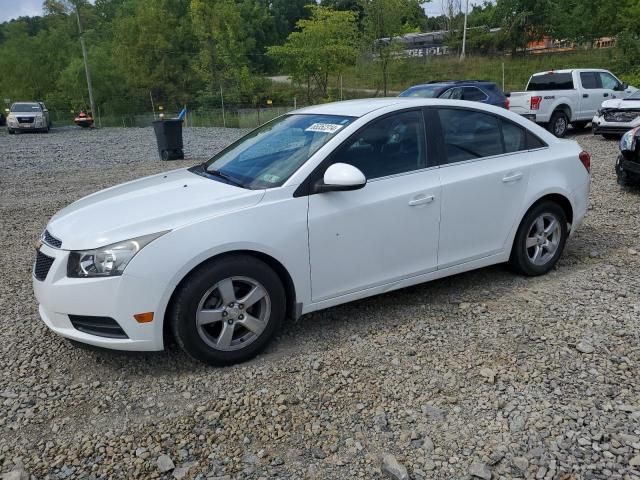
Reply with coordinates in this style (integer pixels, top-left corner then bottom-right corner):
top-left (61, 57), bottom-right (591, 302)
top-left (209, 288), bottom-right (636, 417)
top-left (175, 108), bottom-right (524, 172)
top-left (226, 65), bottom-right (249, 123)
top-left (399, 86), bottom-right (441, 98)
top-left (11, 103), bottom-right (41, 113)
top-left (204, 114), bottom-right (354, 189)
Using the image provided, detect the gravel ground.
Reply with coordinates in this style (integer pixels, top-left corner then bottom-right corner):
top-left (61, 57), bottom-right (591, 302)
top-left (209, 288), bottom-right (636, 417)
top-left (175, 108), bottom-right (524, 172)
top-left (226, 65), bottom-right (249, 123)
top-left (0, 126), bottom-right (639, 480)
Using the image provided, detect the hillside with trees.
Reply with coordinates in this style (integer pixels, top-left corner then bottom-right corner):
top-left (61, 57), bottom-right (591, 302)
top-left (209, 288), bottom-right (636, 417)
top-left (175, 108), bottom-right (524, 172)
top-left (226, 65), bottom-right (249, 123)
top-left (0, 0), bottom-right (639, 121)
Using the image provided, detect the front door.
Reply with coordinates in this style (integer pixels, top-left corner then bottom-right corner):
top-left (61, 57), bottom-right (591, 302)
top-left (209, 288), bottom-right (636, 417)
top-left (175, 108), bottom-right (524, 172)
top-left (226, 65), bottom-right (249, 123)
top-left (307, 110), bottom-right (441, 302)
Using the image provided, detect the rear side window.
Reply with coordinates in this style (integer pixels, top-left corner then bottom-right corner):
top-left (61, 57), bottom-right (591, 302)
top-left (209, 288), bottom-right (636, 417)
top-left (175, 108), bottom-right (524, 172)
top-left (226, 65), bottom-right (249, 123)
top-left (526, 131), bottom-right (547, 149)
top-left (502, 121), bottom-right (526, 153)
top-left (527, 73), bottom-right (574, 91)
top-left (437, 109), bottom-right (503, 162)
top-left (580, 72), bottom-right (601, 89)
top-left (463, 87), bottom-right (488, 101)
top-left (436, 108), bottom-right (544, 163)
top-left (440, 87), bottom-right (463, 100)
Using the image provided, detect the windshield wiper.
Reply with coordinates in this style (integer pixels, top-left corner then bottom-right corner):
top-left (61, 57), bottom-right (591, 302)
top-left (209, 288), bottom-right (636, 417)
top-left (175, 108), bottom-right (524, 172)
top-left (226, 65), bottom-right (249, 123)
top-left (207, 169), bottom-right (246, 188)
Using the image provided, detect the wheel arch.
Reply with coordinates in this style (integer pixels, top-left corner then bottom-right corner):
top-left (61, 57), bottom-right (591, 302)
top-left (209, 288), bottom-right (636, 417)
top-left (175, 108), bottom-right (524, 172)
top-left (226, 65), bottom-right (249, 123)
top-left (553, 103), bottom-right (572, 121)
top-left (509, 192), bottom-right (574, 257)
top-left (162, 250), bottom-right (299, 345)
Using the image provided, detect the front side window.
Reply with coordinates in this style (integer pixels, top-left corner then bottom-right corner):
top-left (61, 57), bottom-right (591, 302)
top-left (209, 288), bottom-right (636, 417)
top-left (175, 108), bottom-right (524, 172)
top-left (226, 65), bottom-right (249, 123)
top-left (599, 72), bottom-right (619, 90)
top-left (440, 87), bottom-right (463, 100)
top-left (331, 110), bottom-right (428, 179)
top-left (204, 114), bottom-right (354, 189)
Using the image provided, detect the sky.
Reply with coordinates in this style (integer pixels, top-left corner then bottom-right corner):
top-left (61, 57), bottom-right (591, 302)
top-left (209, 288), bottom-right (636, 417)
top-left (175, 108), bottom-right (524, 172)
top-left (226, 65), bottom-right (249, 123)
top-left (0, 0), bottom-right (488, 24)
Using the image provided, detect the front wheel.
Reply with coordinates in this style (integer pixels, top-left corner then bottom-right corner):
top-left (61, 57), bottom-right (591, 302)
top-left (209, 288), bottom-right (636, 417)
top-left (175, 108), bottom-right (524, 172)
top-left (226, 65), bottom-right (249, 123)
top-left (548, 111), bottom-right (569, 138)
top-left (170, 255), bottom-right (286, 366)
top-left (8, 129), bottom-right (14, 135)
top-left (510, 202), bottom-right (568, 276)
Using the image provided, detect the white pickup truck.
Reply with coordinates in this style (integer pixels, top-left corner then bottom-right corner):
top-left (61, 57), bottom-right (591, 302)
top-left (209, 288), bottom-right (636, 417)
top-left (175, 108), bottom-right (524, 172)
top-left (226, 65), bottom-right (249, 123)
top-left (509, 69), bottom-right (636, 137)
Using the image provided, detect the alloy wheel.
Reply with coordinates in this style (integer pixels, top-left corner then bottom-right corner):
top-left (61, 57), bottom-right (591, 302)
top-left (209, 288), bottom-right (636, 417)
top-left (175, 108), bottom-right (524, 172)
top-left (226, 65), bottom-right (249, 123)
top-left (525, 213), bottom-right (562, 266)
top-left (195, 276), bottom-right (271, 352)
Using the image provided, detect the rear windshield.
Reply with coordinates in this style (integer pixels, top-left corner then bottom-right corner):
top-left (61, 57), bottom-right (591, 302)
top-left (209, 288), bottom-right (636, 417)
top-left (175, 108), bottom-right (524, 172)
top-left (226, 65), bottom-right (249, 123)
top-left (527, 73), bottom-right (574, 91)
top-left (11, 103), bottom-right (41, 112)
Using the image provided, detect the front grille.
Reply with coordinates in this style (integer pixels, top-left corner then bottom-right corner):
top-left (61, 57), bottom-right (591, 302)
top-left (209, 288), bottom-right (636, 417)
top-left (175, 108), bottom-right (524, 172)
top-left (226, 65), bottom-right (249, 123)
top-left (68, 315), bottom-right (129, 339)
top-left (34, 251), bottom-right (55, 281)
top-left (604, 110), bottom-right (640, 122)
top-left (42, 230), bottom-right (62, 248)
top-left (17, 117), bottom-right (34, 124)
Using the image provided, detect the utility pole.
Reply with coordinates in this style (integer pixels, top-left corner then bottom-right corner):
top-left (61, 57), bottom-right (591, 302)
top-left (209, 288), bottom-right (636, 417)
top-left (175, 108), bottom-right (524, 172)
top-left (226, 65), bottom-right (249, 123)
top-left (75, 3), bottom-right (96, 122)
top-left (460, 0), bottom-right (469, 60)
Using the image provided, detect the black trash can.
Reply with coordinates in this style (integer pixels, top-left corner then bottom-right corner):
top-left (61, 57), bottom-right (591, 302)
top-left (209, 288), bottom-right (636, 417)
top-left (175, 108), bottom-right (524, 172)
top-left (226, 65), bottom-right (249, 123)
top-left (152, 119), bottom-right (184, 160)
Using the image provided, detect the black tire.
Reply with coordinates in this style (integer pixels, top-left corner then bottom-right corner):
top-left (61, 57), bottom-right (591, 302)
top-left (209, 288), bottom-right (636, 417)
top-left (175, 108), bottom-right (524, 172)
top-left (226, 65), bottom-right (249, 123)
top-left (603, 134), bottom-right (619, 140)
top-left (548, 111), bottom-right (569, 138)
top-left (616, 157), bottom-right (638, 187)
top-left (161, 150), bottom-right (170, 161)
top-left (509, 201), bottom-right (568, 276)
top-left (170, 255), bottom-right (286, 366)
top-left (8, 129), bottom-right (14, 135)
top-left (571, 121), bottom-right (589, 130)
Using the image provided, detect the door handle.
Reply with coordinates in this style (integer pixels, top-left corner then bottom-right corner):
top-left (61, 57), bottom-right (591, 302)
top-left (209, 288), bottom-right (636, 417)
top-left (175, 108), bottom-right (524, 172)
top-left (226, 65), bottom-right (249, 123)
top-left (502, 172), bottom-right (523, 183)
top-left (582, 93), bottom-right (589, 98)
top-left (408, 195), bottom-right (435, 206)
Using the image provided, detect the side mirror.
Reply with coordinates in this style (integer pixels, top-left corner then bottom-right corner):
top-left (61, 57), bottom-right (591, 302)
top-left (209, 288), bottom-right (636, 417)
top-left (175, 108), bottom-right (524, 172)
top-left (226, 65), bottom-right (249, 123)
top-left (622, 82), bottom-right (629, 90)
top-left (314, 163), bottom-right (366, 193)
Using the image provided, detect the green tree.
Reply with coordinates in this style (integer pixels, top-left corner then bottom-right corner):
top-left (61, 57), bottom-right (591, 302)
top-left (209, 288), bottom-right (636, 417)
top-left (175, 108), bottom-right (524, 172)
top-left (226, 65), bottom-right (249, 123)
top-left (494, 0), bottom-right (555, 55)
top-left (268, 5), bottom-right (359, 102)
top-left (361, 0), bottom-right (428, 95)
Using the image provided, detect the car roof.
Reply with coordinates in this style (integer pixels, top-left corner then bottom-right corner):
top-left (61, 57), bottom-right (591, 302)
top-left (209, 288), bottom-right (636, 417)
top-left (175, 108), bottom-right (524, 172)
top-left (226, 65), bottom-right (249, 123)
top-left (294, 98), bottom-right (409, 117)
top-left (293, 97), bottom-right (513, 118)
top-left (409, 80), bottom-right (495, 87)
top-left (531, 69), bottom-right (609, 76)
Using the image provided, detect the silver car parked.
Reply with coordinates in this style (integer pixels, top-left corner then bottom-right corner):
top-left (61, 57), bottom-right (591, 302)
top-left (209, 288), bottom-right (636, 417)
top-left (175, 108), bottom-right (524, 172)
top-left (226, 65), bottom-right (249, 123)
top-left (7, 102), bottom-right (51, 134)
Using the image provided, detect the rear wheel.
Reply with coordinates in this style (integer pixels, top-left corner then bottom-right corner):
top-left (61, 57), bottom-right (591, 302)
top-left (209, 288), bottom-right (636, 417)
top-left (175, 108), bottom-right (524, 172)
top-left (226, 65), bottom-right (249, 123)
top-left (170, 255), bottom-right (286, 366)
top-left (510, 202), bottom-right (568, 276)
top-left (548, 111), bottom-right (569, 138)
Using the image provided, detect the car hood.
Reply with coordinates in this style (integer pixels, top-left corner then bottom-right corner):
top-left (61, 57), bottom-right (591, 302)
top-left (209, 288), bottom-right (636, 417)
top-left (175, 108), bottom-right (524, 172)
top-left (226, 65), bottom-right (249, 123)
top-left (48, 168), bottom-right (265, 250)
top-left (600, 98), bottom-right (640, 110)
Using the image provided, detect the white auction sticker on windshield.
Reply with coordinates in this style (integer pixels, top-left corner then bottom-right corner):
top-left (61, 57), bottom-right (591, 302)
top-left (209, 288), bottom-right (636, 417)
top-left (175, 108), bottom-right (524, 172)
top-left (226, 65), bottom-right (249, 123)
top-left (305, 123), bottom-right (344, 134)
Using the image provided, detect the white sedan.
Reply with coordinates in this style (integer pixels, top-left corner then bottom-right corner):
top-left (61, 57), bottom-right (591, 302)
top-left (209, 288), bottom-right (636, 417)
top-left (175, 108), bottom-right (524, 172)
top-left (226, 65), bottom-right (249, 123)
top-left (33, 98), bottom-right (591, 365)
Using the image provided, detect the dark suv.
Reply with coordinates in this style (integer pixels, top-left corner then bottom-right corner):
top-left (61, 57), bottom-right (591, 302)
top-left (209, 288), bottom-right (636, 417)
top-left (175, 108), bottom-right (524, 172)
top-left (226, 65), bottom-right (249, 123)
top-left (399, 80), bottom-right (509, 108)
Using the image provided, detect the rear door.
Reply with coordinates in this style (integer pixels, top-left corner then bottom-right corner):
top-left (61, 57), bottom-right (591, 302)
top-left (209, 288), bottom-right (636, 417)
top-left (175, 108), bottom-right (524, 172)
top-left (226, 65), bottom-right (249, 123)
top-left (433, 107), bottom-right (533, 268)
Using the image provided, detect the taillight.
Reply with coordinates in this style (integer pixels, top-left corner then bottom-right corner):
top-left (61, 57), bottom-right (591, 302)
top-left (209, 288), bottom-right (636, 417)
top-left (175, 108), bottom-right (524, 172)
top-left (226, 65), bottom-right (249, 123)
top-left (504, 97), bottom-right (510, 109)
top-left (579, 151), bottom-right (591, 173)
top-left (530, 96), bottom-right (542, 110)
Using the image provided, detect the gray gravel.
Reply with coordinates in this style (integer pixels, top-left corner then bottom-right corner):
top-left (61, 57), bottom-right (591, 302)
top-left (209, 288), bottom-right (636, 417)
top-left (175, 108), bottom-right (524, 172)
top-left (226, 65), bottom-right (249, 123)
top-left (1, 126), bottom-right (639, 480)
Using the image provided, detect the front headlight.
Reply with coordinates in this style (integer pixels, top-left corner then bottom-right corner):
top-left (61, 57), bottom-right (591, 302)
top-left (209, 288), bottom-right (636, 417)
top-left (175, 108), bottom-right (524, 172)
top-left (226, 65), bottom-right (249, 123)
top-left (620, 127), bottom-right (640, 153)
top-left (67, 231), bottom-right (168, 278)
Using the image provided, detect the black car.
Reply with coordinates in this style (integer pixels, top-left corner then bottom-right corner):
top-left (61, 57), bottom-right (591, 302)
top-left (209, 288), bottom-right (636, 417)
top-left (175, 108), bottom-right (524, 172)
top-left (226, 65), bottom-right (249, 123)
top-left (616, 126), bottom-right (640, 186)
top-left (399, 80), bottom-right (509, 108)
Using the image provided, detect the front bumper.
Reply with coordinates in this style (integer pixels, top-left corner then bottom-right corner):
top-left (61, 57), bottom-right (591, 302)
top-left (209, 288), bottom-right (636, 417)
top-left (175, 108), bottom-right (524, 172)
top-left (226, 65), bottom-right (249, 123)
top-left (591, 116), bottom-right (639, 136)
top-left (616, 155), bottom-right (640, 177)
top-left (33, 243), bottom-right (166, 351)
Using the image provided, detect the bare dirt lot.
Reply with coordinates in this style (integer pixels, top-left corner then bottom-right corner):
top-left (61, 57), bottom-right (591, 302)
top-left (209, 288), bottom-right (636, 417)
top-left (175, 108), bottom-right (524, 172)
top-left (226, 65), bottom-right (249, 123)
top-left (1, 127), bottom-right (639, 480)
